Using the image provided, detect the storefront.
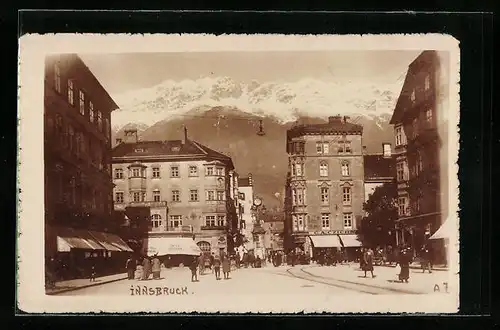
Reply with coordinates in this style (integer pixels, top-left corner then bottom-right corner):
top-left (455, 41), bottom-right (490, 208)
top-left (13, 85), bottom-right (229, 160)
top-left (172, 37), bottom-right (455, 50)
top-left (396, 212), bottom-right (443, 261)
top-left (308, 235), bottom-right (343, 261)
top-left (45, 226), bottom-right (133, 280)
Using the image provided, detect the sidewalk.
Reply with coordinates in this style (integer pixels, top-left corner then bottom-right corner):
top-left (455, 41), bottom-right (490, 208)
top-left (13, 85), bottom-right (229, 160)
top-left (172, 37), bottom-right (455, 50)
top-left (46, 273), bottom-right (128, 295)
top-left (378, 262), bottom-right (449, 272)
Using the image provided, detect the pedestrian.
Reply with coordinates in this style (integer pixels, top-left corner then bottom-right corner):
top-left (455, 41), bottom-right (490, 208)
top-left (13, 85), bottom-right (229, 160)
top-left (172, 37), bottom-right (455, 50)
top-left (222, 254), bottom-right (231, 279)
top-left (363, 248), bottom-right (375, 278)
top-left (89, 260), bottom-right (96, 282)
top-left (398, 247), bottom-right (412, 283)
top-left (142, 256), bottom-right (151, 280)
top-left (210, 252), bottom-right (215, 274)
top-left (359, 248), bottom-right (366, 270)
top-left (125, 256), bottom-right (136, 280)
top-left (151, 254), bottom-right (161, 280)
top-left (213, 255), bottom-right (221, 280)
top-left (190, 256), bottom-right (199, 282)
top-left (198, 253), bottom-right (204, 275)
top-left (420, 244), bottom-right (433, 273)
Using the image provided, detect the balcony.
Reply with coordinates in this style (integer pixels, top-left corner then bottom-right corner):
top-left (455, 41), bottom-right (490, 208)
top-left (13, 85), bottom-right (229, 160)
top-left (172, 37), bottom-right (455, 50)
top-left (128, 200), bottom-right (168, 208)
top-left (201, 225), bottom-right (226, 231)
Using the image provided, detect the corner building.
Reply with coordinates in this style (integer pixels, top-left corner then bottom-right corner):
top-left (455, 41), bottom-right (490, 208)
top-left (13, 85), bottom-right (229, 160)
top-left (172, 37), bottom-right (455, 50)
top-left (112, 128), bottom-right (239, 257)
top-left (285, 116), bottom-right (364, 256)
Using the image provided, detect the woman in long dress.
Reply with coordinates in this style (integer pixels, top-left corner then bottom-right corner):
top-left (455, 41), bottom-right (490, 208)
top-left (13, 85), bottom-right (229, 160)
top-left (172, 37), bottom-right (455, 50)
top-left (222, 254), bottom-right (231, 279)
top-left (363, 248), bottom-right (375, 278)
top-left (151, 254), bottom-right (161, 280)
top-left (398, 248), bottom-right (411, 283)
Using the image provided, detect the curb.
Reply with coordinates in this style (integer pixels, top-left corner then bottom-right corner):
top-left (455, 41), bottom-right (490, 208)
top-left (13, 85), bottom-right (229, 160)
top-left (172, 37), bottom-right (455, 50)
top-left (46, 276), bottom-right (128, 295)
top-left (378, 264), bottom-right (449, 272)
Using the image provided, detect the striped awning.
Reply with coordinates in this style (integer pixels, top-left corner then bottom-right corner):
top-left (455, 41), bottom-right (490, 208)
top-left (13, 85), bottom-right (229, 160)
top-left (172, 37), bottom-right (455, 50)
top-left (56, 228), bottom-right (105, 252)
top-left (309, 235), bottom-right (342, 248)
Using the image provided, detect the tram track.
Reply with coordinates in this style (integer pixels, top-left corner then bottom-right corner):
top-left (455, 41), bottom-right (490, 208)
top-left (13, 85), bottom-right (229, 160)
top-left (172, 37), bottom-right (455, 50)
top-left (282, 266), bottom-right (421, 295)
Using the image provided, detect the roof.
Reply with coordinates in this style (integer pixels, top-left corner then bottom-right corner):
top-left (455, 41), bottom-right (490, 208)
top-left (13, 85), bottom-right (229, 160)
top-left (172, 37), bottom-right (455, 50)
top-left (363, 154), bottom-right (396, 180)
top-left (390, 51), bottom-right (439, 125)
top-left (112, 139), bottom-right (234, 168)
top-left (238, 177), bottom-right (251, 187)
top-left (287, 120), bottom-right (363, 140)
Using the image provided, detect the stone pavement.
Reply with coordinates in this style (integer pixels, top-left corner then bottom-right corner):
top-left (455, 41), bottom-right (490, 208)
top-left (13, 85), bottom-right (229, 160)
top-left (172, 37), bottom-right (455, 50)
top-left (263, 263), bottom-right (455, 295)
top-left (46, 272), bottom-right (128, 295)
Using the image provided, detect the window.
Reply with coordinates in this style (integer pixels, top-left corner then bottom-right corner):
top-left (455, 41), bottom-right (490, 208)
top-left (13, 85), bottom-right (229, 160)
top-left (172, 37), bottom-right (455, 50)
top-left (216, 191), bottom-right (225, 201)
top-left (342, 187), bottom-right (351, 205)
top-left (132, 191), bottom-right (144, 202)
top-left (341, 162), bottom-right (350, 176)
top-left (89, 101), bottom-right (95, 122)
top-left (67, 79), bottom-right (74, 105)
top-left (294, 141), bottom-right (305, 154)
top-left (131, 168), bottom-right (141, 177)
top-left (189, 166), bottom-right (198, 176)
top-left (205, 215), bottom-right (216, 227)
top-left (398, 197), bottom-right (407, 216)
top-left (321, 214), bottom-right (330, 230)
top-left (396, 162), bottom-right (405, 182)
top-left (153, 190), bottom-right (161, 202)
top-left (206, 190), bottom-right (215, 201)
top-left (293, 214), bottom-right (306, 232)
top-left (216, 167), bottom-right (224, 176)
top-left (338, 140), bottom-right (352, 154)
top-left (426, 109), bottom-right (433, 123)
top-left (292, 188), bottom-right (306, 206)
top-left (152, 167), bottom-right (160, 178)
top-left (319, 163), bottom-right (328, 177)
top-left (343, 213), bottom-right (353, 229)
top-left (206, 166), bottom-right (214, 176)
top-left (410, 89), bottom-right (416, 102)
top-left (97, 111), bottom-right (102, 130)
top-left (217, 215), bottom-right (225, 227)
top-left (316, 142), bottom-right (323, 154)
top-left (170, 215), bottom-right (182, 228)
top-left (79, 90), bottom-right (85, 115)
top-left (425, 75), bottom-right (430, 90)
top-left (171, 166), bottom-right (179, 178)
top-left (395, 126), bottom-right (405, 146)
top-left (114, 168), bottom-right (124, 179)
top-left (316, 142), bottom-right (329, 154)
top-left (320, 187), bottom-right (329, 205)
top-left (151, 214), bottom-right (162, 229)
top-left (189, 189), bottom-right (199, 202)
top-left (412, 118), bottom-right (419, 138)
top-left (172, 190), bottom-right (180, 202)
top-left (115, 192), bottom-right (124, 203)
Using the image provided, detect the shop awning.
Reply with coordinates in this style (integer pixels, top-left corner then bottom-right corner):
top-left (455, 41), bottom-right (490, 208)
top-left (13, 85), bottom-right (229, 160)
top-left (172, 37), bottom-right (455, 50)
top-left (338, 234), bottom-right (362, 247)
top-left (56, 228), bottom-right (106, 252)
top-left (429, 218), bottom-right (453, 240)
top-left (309, 235), bottom-right (342, 248)
top-left (144, 237), bottom-right (201, 256)
top-left (89, 231), bottom-right (133, 252)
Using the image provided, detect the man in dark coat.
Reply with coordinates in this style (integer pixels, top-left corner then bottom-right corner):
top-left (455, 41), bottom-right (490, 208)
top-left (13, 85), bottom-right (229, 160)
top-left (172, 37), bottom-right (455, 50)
top-left (420, 244), bottom-right (433, 273)
top-left (142, 256), bottom-right (151, 280)
top-left (125, 256), bottom-right (136, 280)
top-left (398, 247), bottom-right (412, 283)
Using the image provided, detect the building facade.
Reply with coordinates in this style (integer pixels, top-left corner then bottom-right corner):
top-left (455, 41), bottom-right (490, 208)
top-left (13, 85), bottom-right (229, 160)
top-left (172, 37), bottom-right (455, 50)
top-left (237, 175), bottom-right (255, 249)
top-left (363, 143), bottom-right (395, 204)
top-left (44, 54), bottom-right (121, 255)
top-left (111, 128), bottom-right (239, 255)
top-left (390, 50), bottom-right (449, 261)
top-left (284, 116), bottom-right (365, 254)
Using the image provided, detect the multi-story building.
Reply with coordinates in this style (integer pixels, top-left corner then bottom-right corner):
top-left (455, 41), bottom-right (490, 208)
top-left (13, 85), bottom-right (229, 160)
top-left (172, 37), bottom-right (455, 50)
top-left (285, 116), bottom-right (365, 256)
top-left (261, 211), bottom-right (285, 251)
top-left (237, 174), bottom-right (254, 249)
top-left (390, 50), bottom-right (449, 262)
top-left (111, 128), bottom-right (239, 256)
top-left (44, 54), bottom-right (133, 279)
top-left (363, 143), bottom-right (396, 204)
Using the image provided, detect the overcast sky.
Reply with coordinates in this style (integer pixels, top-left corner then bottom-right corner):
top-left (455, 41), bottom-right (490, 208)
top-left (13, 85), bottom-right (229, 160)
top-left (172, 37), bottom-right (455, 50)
top-left (80, 50), bottom-right (421, 95)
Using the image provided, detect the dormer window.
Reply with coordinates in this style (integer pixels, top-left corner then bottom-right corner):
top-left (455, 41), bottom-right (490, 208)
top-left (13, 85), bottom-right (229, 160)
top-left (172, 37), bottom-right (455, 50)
top-left (216, 167), bottom-right (225, 176)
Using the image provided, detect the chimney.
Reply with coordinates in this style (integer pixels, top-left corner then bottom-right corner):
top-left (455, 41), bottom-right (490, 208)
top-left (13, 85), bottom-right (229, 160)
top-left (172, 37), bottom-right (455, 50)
top-left (382, 143), bottom-right (392, 158)
top-left (182, 126), bottom-right (188, 145)
top-left (328, 115), bottom-right (343, 124)
top-left (123, 129), bottom-right (138, 143)
top-left (248, 173), bottom-right (253, 186)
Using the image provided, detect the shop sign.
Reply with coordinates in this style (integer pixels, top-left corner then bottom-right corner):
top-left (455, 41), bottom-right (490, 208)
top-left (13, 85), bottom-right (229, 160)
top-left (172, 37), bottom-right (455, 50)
top-left (311, 230), bottom-right (357, 235)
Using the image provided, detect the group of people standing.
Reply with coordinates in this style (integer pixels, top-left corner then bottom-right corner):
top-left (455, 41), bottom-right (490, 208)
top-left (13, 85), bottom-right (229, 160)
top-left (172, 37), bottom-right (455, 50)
top-left (189, 251), bottom-right (232, 282)
top-left (125, 254), bottom-right (162, 281)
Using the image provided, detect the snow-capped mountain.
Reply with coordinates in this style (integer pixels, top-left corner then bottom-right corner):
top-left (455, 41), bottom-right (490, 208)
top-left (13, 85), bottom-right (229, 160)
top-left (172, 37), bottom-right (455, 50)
top-left (111, 76), bottom-right (402, 130)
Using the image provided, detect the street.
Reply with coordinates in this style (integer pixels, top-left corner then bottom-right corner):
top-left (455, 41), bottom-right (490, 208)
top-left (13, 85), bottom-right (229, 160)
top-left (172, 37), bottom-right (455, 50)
top-left (57, 263), bottom-right (453, 297)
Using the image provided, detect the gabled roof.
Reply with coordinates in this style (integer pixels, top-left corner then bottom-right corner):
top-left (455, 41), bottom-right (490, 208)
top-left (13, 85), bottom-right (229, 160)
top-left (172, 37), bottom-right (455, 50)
top-left (364, 154), bottom-right (396, 181)
top-left (112, 139), bottom-right (234, 169)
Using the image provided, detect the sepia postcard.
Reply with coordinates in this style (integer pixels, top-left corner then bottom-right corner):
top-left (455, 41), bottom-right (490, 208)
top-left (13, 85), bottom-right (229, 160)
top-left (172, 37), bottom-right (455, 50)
top-left (17, 33), bottom-right (460, 314)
